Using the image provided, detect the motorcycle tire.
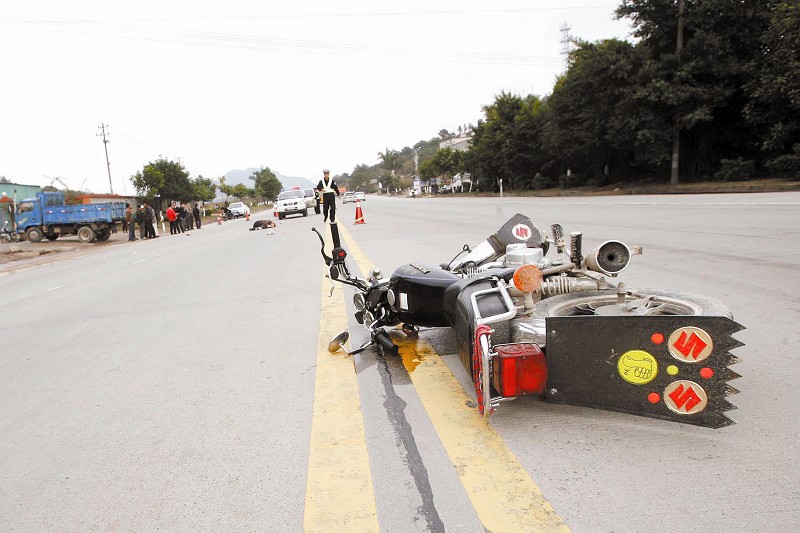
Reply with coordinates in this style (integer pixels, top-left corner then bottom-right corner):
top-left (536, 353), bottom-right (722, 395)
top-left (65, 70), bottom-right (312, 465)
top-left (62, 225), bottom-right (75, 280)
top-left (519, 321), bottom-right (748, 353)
top-left (533, 289), bottom-right (732, 319)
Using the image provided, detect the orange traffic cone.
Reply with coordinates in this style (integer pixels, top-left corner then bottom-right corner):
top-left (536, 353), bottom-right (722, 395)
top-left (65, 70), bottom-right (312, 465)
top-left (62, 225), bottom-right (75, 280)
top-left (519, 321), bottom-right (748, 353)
top-left (246, 211), bottom-right (250, 221)
top-left (217, 215), bottom-right (222, 225)
top-left (354, 200), bottom-right (365, 224)
top-left (273, 207), bottom-right (278, 218)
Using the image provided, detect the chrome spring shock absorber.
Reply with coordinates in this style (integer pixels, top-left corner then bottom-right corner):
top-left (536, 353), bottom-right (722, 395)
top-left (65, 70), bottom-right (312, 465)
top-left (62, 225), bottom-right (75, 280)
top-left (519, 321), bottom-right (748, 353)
top-left (540, 276), bottom-right (577, 297)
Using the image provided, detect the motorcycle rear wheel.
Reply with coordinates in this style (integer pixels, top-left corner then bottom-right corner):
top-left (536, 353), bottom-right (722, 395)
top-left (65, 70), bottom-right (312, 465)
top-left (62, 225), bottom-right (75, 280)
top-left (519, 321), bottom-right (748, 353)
top-left (533, 289), bottom-right (732, 319)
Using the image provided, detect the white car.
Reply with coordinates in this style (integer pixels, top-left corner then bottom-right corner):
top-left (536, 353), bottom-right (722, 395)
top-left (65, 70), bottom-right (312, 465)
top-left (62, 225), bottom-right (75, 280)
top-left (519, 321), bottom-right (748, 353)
top-left (342, 192), bottom-right (356, 204)
top-left (354, 192), bottom-right (366, 202)
top-left (227, 201), bottom-right (250, 218)
top-left (303, 188), bottom-right (321, 214)
top-left (275, 190), bottom-right (308, 219)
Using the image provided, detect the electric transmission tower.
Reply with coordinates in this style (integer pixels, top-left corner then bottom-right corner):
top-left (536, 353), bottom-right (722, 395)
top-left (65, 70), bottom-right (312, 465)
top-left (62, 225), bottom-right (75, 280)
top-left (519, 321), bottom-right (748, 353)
top-left (560, 22), bottom-right (573, 72)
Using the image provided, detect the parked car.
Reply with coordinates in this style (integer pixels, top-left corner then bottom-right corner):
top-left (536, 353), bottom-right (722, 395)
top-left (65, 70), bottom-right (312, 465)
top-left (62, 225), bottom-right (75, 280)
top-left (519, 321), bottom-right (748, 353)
top-left (303, 188), bottom-right (321, 214)
top-left (439, 185), bottom-right (453, 194)
top-left (354, 191), bottom-right (366, 202)
top-left (342, 191), bottom-right (357, 204)
top-left (228, 202), bottom-right (250, 218)
top-left (275, 190), bottom-right (308, 219)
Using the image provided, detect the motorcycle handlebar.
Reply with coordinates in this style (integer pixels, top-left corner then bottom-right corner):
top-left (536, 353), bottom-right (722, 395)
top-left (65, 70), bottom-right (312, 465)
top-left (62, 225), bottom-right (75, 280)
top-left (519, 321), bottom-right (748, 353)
top-left (373, 329), bottom-right (398, 354)
top-left (311, 227), bottom-right (332, 265)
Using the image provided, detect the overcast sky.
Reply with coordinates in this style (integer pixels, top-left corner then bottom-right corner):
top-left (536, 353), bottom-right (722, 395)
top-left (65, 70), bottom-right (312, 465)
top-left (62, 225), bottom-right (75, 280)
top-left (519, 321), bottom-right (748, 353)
top-left (1, 1), bottom-right (633, 194)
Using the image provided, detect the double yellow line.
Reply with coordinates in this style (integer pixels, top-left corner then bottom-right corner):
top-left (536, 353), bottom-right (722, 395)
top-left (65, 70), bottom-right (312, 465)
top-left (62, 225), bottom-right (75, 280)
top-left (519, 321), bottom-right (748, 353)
top-left (305, 223), bottom-right (569, 532)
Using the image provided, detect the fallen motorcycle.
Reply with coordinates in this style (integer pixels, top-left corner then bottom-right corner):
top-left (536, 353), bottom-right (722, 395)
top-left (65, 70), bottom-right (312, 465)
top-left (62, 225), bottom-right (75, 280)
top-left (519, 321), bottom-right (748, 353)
top-left (313, 214), bottom-right (743, 428)
top-left (1, 220), bottom-right (21, 243)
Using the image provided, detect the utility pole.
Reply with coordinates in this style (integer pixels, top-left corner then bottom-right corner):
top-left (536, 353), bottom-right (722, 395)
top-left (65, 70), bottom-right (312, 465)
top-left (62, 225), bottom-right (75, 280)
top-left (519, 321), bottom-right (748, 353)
top-left (97, 123), bottom-right (114, 194)
top-left (671, 0), bottom-right (686, 185)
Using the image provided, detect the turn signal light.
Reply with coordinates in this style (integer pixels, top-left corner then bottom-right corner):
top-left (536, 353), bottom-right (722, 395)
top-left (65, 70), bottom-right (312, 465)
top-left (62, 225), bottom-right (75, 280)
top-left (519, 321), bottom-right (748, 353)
top-left (492, 343), bottom-right (547, 397)
top-left (512, 264), bottom-right (543, 293)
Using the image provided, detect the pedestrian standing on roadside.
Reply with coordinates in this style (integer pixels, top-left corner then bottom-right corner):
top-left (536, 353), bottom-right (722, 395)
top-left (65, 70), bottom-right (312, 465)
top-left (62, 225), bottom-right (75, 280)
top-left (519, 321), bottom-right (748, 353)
top-left (193, 203), bottom-right (202, 229)
top-left (137, 206), bottom-right (146, 239)
top-left (185, 202), bottom-right (194, 230)
top-left (126, 203), bottom-right (136, 241)
top-left (144, 202), bottom-right (157, 239)
top-left (177, 203), bottom-right (188, 232)
top-left (152, 205), bottom-right (160, 237)
top-left (316, 169), bottom-right (340, 223)
top-left (166, 203), bottom-right (178, 234)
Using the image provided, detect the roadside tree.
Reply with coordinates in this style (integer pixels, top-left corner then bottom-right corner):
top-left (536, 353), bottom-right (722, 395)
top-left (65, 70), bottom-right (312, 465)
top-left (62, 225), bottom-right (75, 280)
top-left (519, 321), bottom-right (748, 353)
top-left (131, 158), bottom-right (193, 201)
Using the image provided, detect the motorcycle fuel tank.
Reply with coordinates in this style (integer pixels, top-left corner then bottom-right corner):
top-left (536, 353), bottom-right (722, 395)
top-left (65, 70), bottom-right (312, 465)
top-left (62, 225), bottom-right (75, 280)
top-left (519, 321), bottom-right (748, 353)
top-left (388, 263), bottom-right (460, 327)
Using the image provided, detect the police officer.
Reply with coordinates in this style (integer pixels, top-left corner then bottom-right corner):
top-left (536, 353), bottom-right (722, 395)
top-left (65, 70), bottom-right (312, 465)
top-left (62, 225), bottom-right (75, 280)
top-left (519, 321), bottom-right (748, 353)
top-left (316, 169), bottom-right (340, 223)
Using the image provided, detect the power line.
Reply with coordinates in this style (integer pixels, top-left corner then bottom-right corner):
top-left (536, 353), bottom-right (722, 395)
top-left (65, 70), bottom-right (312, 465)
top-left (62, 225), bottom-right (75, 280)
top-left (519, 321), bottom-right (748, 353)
top-left (5, 23), bottom-right (562, 66)
top-left (0, 5), bottom-right (622, 25)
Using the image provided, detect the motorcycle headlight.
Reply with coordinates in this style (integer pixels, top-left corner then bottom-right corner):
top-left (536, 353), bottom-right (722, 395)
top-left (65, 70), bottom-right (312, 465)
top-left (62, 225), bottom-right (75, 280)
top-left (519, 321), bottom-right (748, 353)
top-left (354, 292), bottom-right (366, 311)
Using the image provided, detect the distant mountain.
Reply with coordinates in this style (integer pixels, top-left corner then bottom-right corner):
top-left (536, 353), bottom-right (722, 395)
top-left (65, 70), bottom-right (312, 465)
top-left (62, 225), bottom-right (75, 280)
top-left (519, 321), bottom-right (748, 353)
top-left (222, 168), bottom-right (314, 190)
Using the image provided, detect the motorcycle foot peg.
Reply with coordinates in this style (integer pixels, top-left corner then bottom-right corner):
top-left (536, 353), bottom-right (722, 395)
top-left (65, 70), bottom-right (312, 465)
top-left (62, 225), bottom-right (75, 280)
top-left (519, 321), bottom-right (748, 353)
top-left (401, 324), bottom-right (419, 336)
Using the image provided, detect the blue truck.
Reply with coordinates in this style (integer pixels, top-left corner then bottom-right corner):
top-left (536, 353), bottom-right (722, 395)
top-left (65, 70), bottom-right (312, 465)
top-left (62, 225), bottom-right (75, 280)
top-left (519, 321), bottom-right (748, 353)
top-left (14, 191), bottom-right (126, 243)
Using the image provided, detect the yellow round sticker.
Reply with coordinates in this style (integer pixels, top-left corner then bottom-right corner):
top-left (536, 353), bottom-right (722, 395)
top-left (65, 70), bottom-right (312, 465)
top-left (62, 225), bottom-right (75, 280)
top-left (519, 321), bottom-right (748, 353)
top-left (617, 350), bottom-right (659, 385)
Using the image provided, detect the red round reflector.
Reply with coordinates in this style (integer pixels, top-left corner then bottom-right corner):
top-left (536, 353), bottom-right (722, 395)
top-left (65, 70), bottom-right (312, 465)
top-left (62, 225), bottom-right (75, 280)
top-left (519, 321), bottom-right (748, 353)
top-left (648, 392), bottom-right (660, 404)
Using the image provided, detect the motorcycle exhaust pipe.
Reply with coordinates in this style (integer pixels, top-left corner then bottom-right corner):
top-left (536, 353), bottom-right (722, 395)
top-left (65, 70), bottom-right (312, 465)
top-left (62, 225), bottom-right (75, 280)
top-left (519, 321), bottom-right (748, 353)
top-left (585, 240), bottom-right (631, 276)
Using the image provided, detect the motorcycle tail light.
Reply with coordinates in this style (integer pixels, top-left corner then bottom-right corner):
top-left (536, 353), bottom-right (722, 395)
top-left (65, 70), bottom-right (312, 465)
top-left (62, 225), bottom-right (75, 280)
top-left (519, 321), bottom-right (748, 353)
top-left (492, 343), bottom-right (547, 397)
top-left (512, 264), bottom-right (543, 293)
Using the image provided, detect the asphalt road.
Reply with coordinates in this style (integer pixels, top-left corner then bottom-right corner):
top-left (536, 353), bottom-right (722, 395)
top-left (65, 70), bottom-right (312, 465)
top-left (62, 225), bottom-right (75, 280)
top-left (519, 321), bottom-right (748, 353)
top-left (1, 192), bottom-right (797, 532)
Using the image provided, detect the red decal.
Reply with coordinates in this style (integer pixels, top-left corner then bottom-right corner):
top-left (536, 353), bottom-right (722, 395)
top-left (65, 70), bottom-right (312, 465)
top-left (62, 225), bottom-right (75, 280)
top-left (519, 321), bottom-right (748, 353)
top-left (513, 225), bottom-right (530, 239)
top-left (668, 383), bottom-right (703, 412)
top-left (672, 331), bottom-right (708, 360)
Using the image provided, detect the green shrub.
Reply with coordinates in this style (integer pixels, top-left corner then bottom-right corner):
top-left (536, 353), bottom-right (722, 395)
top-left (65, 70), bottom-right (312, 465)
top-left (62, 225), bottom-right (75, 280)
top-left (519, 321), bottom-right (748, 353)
top-left (765, 145), bottom-right (800, 180)
top-left (531, 173), bottom-right (558, 190)
top-left (558, 172), bottom-right (582, 189)
top-left (713, 158), bottom-right (755, 181)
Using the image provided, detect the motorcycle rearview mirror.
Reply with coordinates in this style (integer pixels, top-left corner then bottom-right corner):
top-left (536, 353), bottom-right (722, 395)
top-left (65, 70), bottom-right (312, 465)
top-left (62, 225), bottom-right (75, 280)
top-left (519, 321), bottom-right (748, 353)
top-left (328, 331), bottom-right (350, 353)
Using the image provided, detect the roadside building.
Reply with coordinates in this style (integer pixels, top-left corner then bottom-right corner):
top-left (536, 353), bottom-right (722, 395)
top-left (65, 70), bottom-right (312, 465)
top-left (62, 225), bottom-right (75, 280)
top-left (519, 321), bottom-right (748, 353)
top-left (0, 181), bottom-right (41, 228)
top-left (74, 193), bottom-right (136, 206)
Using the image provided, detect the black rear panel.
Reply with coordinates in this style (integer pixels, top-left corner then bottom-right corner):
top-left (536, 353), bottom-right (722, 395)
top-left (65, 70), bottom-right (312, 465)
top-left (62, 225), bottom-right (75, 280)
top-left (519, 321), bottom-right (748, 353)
top-left (451, 278), bottom-right (511, 375)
